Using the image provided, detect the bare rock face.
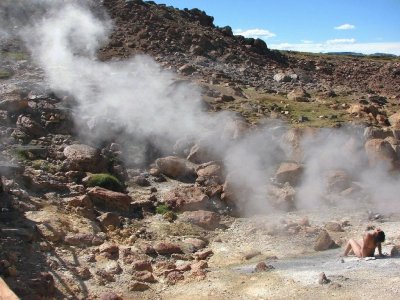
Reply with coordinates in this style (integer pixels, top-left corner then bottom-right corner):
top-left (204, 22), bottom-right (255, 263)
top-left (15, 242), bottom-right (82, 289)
top-left (155, 156), bottom-right (196, 178)
top-left (16, 115), bottom-right (46, 137)
top-left (314, 230), bottom-right (335, 251)
top-left (63, 144), bottom-right (106, 172)
top-left (273, 73), bottom-right (292, 83)
top-left (196, 162), bottom-right (223, 183)
top-left (275, 162), bottom-right (303, 186)
top-left (87, 187), bottom-right (132, 211)
top-left (180, 210), bottom-right (220, 229)
top-left (365, 138), bottom-right (397, 166)
top-left (99, 292), bottom-right (123, 300)
top-left (163, 186), bottom-right (209, 211)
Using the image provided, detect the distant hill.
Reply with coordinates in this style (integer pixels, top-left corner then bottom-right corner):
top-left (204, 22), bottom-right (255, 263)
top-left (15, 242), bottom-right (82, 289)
top-left (326, 52), bottom-right (398, 58)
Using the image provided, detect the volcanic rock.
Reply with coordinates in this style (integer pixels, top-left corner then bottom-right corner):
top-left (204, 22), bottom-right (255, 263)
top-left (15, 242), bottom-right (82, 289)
top-left (153, 242), bottom-right (183, 255)
top-left (0, 92), bottom-right (29, 112)
top-left (389, 112), bottom-right (400, 128)
top-left (179, 210), bottom-right (220, 229)
top-left (99, 292), bottom-right (123, 300)
top-left (325, 169), bottom-right (352, 193)
top-left (163, 185), bottom-right (209, 211)
top-left (97, 212), bottom-right (121, 229)
top-left (16, 115), bottom-right (46, 137)
top-left (155, 156), bottom-right (196, 178)
top-left (273, 73), bottom-right (292, 83)
top-left (63, 144), bottom-right (106, 172)
top-left (314, 230), bottom-right (336, 251)
top-left (275, 162), bottom-right (303, 185)
top-left (365, 138), bottom-right (397, 166)
top-left (87, 187), bottom-right (132, 211)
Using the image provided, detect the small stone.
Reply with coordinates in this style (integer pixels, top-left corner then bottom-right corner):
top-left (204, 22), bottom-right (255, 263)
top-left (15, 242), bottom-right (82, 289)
top-left (191, 260), bottom-right (208, 271)
top-left (195, 249), bottom-right (213, 260)
top-left (129, 281), bottom-right (150, 292)
top-left (318, 272), bottom-right (331, 284)
top-left (132, 260), bottom-right (153, 272)
top-left (254, 262), bottom-right (274, 272)
top-left (314, 230), bottom-right (336, 251)
top-left (7, 266), bottom-right (18, 277)
top-left (132, 271), bottom-right (156, 283)
top-left (166, 271), bottom-right (184, 285)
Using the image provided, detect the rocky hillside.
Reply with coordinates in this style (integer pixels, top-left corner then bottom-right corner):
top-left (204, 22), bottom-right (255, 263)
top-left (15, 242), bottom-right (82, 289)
top-left (1, 0), bottom-right (400, 299)
top-left (100, 0), bottom-right (400, 97)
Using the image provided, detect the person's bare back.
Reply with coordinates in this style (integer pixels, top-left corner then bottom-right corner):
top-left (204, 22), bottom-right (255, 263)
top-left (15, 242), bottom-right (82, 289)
top-left (343, 228), bottom-right (385, 258)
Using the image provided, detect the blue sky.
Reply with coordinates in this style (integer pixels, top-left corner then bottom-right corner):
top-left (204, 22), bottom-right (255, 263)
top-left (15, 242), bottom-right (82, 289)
top-left (154, 0), bottom-right (400, 55)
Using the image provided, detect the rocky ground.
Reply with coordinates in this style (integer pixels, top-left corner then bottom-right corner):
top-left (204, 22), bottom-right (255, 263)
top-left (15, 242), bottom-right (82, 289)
top-left (1, 1), bottom-right (400, 299)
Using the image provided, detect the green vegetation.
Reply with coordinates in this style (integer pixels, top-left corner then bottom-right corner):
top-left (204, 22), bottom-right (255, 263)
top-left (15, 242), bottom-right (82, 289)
top-left (1, 51), bottom-right (28, 61)
top-left (86, 173), bottom-right (123, 192)
top-left (0, 68), bottom-right (12, 79)
top-left (32, 160), bottom-right (59, 173)
top-left (15, 149), bottom-right (30, 161)
top-left (156, 203), bottom-right (171, 215)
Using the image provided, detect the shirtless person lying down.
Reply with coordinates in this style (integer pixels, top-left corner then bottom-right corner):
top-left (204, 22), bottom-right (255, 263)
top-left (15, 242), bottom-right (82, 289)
top-left (343, 228), bottom-right (385, 258)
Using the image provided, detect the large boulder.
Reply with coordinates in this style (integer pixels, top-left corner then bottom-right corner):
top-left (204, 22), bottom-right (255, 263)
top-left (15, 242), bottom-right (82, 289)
top-left (0, 92), bottom-right (29, 112)
top-left (87, 187), bottom-right (132, 211)
top-left (179, 210), bottom-right (220, 229)
top-left (155, 156), bottom-right (196, 179)
top-left (267, 183), bottom-right (296, 211)
top-left (63, 144), bottom-right (106, 172)
top-left (325, 169), bottom-right (352, 193)
top-left (314, 230), bottom-right (336, 251)
top-left (275, 162), bottom-right (303, 186)
top-left (16, 115), bottom-right (46, 137)
top-left (365, 139), bottom-right (397, 166)
top-left (389, 112), bottom-right (400, 128)
top-left (163, 186), bottom-right (209, 211)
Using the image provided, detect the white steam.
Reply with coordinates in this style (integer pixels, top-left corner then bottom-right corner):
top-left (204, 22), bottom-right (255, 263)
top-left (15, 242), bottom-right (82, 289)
top-left (3, 0), bottom-right (400, 215)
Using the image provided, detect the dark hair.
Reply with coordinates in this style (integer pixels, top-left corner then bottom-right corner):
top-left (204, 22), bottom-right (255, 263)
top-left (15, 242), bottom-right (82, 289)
top-left (375, 230), bottom-right (385, 243)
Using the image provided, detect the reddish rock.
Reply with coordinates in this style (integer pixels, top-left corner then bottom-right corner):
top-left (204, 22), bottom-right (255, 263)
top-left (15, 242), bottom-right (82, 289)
top-left (16, 115), bottom-right (46, 137)
top-left (138, 242), bottom-right (156, 255)
top-left (99, 243), bottom-right (119, 255)
top-left (132, 260), bottom-right (153, 272)
top-left (153, 242), bottom-right (183, 255)
top-left (191, 260), bottom-right (208, 271)
top-left (325, 169), bottom-right (352, 193)
top-left (163, 186), bottom-right (209, 211)
top-left (87, 187), bottom-right (132, 211)
top-left (325, 222), bottom-right (344, 232)
top-left (184, 238), bottom-right (208, 251)
top-left (389, 112), bottom-right (400, 128)
top-left (166, 271), bottom-right (185, 284)
top-left (180, 210), bottom-right (220, 229)
top-left (100, 292), bottom-right (123, 300)
top-left (254, 262), bottom-right (275, 272)
top-left (133, 271), bottom-right (156, 283)
top-left (195, 249), bottom-right (213, 260)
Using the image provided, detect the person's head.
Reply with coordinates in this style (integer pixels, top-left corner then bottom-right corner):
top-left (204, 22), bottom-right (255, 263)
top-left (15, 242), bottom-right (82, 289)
top-left (374, 229), bottom-right (385, 243)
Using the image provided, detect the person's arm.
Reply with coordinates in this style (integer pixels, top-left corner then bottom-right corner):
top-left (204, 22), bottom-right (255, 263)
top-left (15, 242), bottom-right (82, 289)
top-left (377, 243), bottom-right (383, 256)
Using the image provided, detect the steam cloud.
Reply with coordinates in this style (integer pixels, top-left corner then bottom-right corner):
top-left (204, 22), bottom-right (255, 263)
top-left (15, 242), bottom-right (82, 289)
top-left (1, 0), bottom-right (399, 215)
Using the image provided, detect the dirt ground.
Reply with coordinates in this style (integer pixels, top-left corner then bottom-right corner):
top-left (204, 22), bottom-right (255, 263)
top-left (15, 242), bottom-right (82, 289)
top-left (130, 207), bottom-right (400, 300)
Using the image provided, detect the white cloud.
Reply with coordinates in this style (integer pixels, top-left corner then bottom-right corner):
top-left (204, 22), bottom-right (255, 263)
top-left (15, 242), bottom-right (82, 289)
top-left (326, 38), bottom-right (356, 44)
top-left (301, 40), bottom-right (314, 44)
top-left (269, 41), bottom-right (400, 55)
top-left (233, 28), bottom-right (276, 39)
top-left (334, 23), bottom-right (355, 30)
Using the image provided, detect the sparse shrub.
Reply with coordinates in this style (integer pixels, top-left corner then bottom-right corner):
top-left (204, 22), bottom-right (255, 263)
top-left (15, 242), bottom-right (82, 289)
top-left (156, 203), bottom-right (170, 215)
top-left (32, 160), bottom-right (59, 173)
top-left (87, 173), bottom-right (123, 192)
top-left (15, 149), bottom-right (29, 161)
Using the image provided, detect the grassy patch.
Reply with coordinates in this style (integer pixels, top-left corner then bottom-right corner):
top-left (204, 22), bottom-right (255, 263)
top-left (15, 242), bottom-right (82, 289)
top-left (87, 173), bottom-right (123, 192)
top-left (1, 51), bottom-right (28, 61)
top-left (32, 160), bottom-right (59, 173)
top-left (15, 149), bottom-right (30, 161)
top-left (0, 68), bottom-right (12, 79)
top-left (155, 203), bottom-right (171, 215)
